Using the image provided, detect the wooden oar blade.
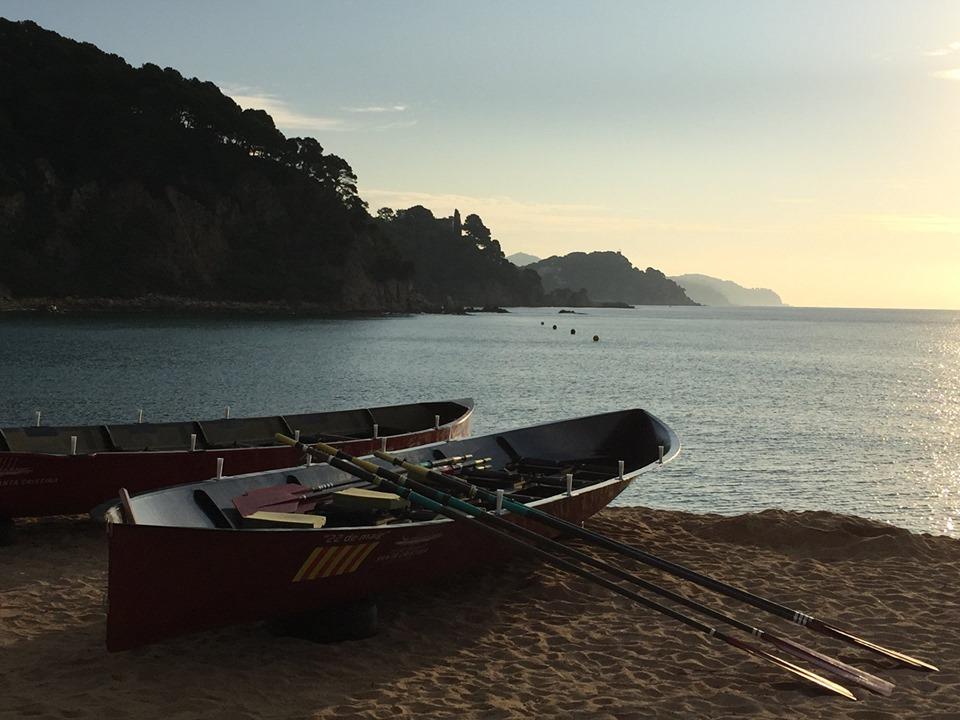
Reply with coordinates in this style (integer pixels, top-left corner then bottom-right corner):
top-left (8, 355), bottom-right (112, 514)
top-left (762, 650), bottom-right (858, 701)
top-left (821, 623), bottom-right (939, 672)
top-left (725, 636), bottom-right (857, 701)
top-left (233, 483), bottom-right (311, 517)
top-left (767, 635), bottom-right (894, 696)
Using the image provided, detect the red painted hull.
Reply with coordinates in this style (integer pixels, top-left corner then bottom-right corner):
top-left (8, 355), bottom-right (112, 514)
top-left (106, 475), bottom-right (632, 651)
top-left (0, 408), bottom-right (472, 518)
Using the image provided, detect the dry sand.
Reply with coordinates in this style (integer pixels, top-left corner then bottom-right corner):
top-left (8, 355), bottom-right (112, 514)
top-left (1, 507), bottom-right (958, 719)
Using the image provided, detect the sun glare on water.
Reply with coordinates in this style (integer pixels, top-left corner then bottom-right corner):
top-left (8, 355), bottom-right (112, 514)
top-left (919, 323), bottom-right (960, 535)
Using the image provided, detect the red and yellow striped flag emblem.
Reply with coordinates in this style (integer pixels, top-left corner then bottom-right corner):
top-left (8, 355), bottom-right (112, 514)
top-left (292, 542), bottom-right (379, 583)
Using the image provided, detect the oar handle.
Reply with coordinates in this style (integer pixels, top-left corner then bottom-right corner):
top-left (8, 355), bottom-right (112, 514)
top-left (378, 450), bottom-right (429, 472)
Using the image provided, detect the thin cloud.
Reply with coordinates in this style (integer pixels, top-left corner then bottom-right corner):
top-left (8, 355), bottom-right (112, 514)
top-left (368, 119), bottom-right (419, 132)
top-left (924, 41), bottom-right (960, 57)
top-left (220, 86), bottom-right (342, 132)
top-left (772, 196), bottom-right (816, 205)
top-left (363, 188), bottom-right (782, 237)
top-left (364, 188), bottom-right (605, 227)
top-left (932, 68), bottom-right (960, 80)
top-left (866, 214), bottom-right (960, 234)
top-left (344, 105), bottom-right (408, 113)
top-left (220, 86), bottom-right (414, 133)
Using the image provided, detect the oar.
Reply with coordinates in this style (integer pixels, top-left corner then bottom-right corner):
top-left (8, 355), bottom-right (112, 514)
top-left (235, 457), bottom-right (490, 516)
top-left (379, 450), bottom-right (938, 674)
top-left (276, 434), bottom-right (857, 700)
top-left (313, 440), bottom-right (885, 697)
top-left (421, 475), bottom-right (891, 694)
top-left (233, 476), bottom-right (365, 517)
top-left (435, 457), bottom-right (492, 474)
top-left (421, 454), bottom-right (473, 469)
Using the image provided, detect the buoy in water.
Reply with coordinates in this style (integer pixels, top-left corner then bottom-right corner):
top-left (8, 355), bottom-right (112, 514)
top-left (540, 321), bottom-right (544, 325)
top-left (552, 325), bottom-right (557, 330)
top-left (570, 328), bottom-right (576, 335)
top-left (593, 335), bottom-right (599, 342)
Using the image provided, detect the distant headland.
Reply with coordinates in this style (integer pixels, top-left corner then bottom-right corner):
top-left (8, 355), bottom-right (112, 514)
top-left (670, 274), bottom-right (785, 307)
top-left (505, 255), bottom-right (784, 308)
top-left (505, 252), bottom-right (541, 267)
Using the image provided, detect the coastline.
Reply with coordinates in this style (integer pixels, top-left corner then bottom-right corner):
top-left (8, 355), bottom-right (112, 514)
top-left (2, 506), bottom-right (957, 719)
top-left (0, 296), bottom-right (682, 317)
top-left (0, 294), bottom-right (411, 317)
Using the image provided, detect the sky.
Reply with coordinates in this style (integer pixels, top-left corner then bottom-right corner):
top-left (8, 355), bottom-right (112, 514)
top-left (3, 1), bottom-right (960, 308)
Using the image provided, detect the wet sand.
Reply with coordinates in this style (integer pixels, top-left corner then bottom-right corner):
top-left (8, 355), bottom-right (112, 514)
top-left (1, 507), bottom-right (957, 719)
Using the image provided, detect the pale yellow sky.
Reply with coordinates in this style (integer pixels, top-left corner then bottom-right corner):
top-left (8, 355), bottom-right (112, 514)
top-left (363, 187), bottom-right (960, 309)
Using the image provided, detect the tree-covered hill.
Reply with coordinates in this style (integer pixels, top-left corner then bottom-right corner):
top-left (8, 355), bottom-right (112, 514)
top-left (1, 19), bottom-right (410, 309)
top-left (528, 251), bottom-right (695, 305)
top-left (373, 206), bottom-right (545, 308)
top-left (0, 19), bottom-right (689, 312)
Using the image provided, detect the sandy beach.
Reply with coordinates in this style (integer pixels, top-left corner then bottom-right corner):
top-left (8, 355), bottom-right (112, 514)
top-left (2, 506), bottom-right (957, 719)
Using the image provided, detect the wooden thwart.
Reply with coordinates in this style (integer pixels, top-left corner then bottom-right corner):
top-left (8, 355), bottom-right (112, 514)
top-left (243, 511), bottom-right (327, 528)
top-left (331, 487), bottom-right (408, 512)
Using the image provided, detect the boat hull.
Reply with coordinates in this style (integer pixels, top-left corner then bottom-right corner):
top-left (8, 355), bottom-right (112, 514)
top-left (0, 400), bottom-right (473, 518)
top-left (105, 407), bottom-right (679, 651)
top-left (105, 474), bottom-right (631, 652)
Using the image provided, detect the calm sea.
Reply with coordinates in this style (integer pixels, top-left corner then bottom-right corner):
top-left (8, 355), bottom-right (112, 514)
top-left (1, 306), bottom-right (957, 537)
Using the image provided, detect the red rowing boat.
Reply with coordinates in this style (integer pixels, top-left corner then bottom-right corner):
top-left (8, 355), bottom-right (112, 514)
top-left (0, 399), bottom-right (473, 520)
top-left (104, 408), bottom-right (678, 651)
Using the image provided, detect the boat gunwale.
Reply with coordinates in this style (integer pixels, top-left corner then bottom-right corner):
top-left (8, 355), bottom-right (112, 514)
top-left (106, 407), bottom-right (679, 535)
top-left (0, 398), bottom-right (474, 458)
